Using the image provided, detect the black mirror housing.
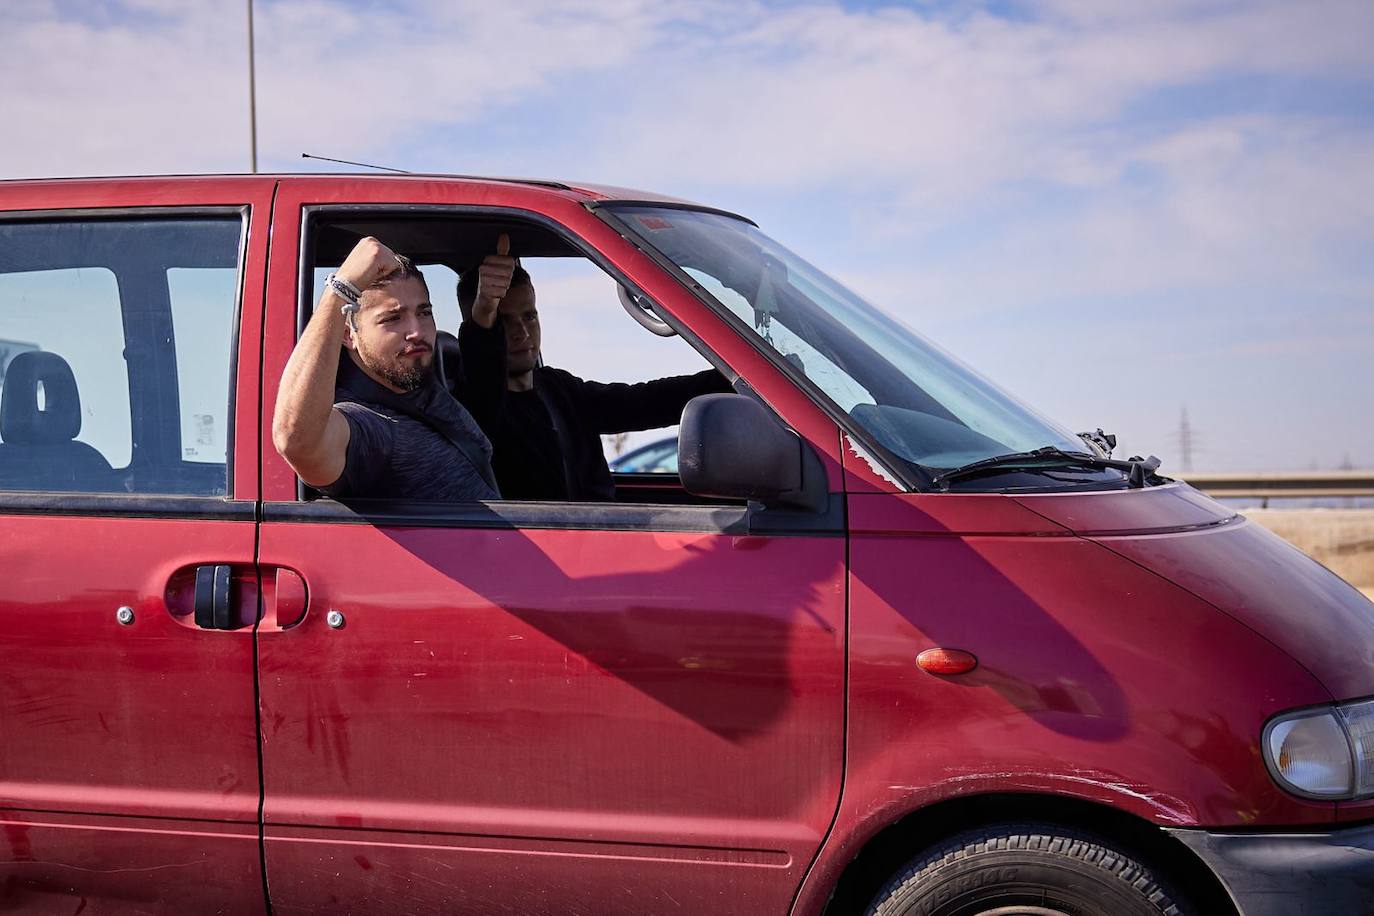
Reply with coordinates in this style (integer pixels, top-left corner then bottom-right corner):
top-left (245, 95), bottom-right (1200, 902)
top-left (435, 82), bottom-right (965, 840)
top-left (678, 393), bottom-right (825, 512)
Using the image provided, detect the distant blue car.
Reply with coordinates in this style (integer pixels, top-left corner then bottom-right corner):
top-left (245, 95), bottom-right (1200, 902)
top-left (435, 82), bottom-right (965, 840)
top-left (609, 436), bottom-right (677, 474)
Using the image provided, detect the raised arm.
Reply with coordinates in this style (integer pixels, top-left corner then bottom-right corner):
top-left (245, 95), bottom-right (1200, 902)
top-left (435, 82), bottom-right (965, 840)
top-left (457, 233), bottom-right (518, 425)
top-left (271, 237), bottom-right (399, 487)
top-left (468, 233), bottom-right (514, 330)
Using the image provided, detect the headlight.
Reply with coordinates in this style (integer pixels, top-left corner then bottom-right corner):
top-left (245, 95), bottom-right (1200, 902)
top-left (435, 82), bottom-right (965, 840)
top-left (1340, 699), bottom-right (1374, 795)
top-left (1263, 700), bottom-right (1374, 800)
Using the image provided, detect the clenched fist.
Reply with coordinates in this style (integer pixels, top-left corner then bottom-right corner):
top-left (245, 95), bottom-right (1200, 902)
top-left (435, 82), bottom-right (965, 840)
top-left (336, 236), bottom-right (402, 292)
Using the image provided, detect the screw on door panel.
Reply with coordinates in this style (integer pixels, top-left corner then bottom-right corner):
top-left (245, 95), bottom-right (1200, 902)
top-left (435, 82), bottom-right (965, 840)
top-left (116, 606), bottom-right (135, 625)
top-left (326, 609), bottom-right (346, 629)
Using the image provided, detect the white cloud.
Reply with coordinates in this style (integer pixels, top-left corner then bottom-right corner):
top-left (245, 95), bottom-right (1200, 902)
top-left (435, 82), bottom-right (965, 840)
top-left (0, 0), bottom-right (680, 177)
top-left (586, 0), bottom-right (1374, 207)
top-left (2, 0), bottom-right (1370, 469)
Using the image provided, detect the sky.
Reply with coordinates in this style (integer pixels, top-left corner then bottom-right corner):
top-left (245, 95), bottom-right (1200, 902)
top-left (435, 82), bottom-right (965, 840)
top-left (1, 0), bottom-right (1371, 471)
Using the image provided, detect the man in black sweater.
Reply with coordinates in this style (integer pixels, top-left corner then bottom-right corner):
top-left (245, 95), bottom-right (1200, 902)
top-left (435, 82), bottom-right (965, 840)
top-left (457, 235), bottom-right (731, 501)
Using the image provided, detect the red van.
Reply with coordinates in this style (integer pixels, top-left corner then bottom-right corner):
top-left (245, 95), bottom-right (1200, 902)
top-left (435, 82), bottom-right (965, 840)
top-left (2, 175), bottom-right (1371, 915)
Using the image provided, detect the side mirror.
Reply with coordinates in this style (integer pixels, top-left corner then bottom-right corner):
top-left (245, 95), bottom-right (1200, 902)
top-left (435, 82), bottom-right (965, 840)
top-left (678, 393), bottom-right (825, 512)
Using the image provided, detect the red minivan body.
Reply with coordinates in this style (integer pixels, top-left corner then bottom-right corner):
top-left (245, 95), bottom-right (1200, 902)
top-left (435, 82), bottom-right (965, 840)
top-left (2, 175), bottom-right (1372, 915)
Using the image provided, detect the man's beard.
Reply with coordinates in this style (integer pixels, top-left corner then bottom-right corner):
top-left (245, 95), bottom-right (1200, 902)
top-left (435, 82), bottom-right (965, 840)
top-left (376, 358), bottom-right (432, 392)
top-left (356, 340), bottom-right (433, 392)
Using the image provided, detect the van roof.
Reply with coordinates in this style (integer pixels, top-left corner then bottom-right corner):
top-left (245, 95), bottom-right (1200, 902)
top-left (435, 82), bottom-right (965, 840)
top-left (0, 171), bottom-right (705, 207)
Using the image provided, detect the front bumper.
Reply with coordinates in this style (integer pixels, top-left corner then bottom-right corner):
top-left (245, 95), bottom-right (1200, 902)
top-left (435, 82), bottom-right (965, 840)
top-left (1167, 822), bottom-right (1374, 916)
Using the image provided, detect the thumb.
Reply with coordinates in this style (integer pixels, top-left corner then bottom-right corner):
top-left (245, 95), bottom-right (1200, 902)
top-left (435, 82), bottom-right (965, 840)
top-left (496, 233), bottom-right (510, 257)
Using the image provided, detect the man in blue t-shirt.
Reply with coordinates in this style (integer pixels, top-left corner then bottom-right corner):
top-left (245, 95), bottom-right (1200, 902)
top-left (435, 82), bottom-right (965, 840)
top-left (273, 236), bottom-right (499, 503)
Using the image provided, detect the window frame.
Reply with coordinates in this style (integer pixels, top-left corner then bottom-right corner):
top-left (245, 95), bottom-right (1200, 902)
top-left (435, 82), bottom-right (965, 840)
top-left (0, 205), bottom-right (251, 512)
top-left (284, 204), bottom-right (842, 536)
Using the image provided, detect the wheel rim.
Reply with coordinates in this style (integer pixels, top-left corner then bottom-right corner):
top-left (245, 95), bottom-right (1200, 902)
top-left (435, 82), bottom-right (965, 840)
top-left (977, 909), bottom-right (1072, 916)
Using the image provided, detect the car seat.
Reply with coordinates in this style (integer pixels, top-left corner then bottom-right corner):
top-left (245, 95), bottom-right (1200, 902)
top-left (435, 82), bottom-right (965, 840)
top-left (435, 330), bottom-right (463, 398)
top-left (0, 351), bottom-right (117, 491)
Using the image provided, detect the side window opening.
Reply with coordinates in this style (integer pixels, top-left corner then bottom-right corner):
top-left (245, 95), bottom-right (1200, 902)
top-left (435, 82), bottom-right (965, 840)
top-left (302, 214), bottom-right (732, 507)
top-left (513, 255), bottom-right (712, 468)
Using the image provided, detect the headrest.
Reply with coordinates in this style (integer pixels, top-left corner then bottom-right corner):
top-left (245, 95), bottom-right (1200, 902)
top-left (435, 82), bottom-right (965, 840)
top-left (435, 330), bottom-right (462, 394)
top-left (0, 351), bottom-right (82, 445)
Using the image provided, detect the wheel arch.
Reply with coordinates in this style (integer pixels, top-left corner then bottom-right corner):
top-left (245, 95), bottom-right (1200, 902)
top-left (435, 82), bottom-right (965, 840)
top-left (814, 792), bottom-right (1239, 916)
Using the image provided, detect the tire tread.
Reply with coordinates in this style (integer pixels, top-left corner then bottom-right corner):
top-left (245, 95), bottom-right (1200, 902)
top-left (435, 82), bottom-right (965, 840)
top-left (866, 823), bottom-right (1185, 916)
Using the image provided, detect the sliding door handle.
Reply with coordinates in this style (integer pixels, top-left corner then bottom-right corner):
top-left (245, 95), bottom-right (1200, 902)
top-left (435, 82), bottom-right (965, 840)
top-left (193, 565), bottom-right (234, 630)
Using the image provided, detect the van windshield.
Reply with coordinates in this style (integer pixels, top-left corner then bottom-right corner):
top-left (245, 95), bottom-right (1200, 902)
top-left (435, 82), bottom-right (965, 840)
top-left (609, 205), bottom-right (1112, 485)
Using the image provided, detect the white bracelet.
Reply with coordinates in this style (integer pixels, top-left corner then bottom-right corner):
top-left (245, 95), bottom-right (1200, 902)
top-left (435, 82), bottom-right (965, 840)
top-left (325, 273), bottom-right (363, 315)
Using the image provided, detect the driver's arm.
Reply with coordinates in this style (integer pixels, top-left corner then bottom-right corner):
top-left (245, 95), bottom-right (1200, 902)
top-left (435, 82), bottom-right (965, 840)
top-left (272, 237), bottom-right (398, 487)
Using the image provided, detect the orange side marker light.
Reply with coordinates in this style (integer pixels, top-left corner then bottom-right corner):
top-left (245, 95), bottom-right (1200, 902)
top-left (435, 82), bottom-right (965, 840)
top-left (917, 648), bottom-right (978, 675)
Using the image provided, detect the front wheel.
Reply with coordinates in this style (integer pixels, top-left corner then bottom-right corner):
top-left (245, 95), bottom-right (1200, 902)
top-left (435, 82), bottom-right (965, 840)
top-left (865, 824), bottom-right (1190, 916)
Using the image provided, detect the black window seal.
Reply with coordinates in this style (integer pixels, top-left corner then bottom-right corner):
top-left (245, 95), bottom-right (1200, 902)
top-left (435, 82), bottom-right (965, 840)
top-left (592, 202), bottom-right (924, 492)
top-left (583, 198), bottom-right (759, 227)
top-left (0, 492), bottom-right (255, 521)
top-left (263, 493), bottom-right (844, 537)
top-left (0, 205), bottom-right (250, 502)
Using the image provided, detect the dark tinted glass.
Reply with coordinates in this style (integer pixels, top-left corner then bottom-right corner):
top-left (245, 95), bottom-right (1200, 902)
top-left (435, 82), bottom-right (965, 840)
top-left (0, 216), bottom-right (242, 495)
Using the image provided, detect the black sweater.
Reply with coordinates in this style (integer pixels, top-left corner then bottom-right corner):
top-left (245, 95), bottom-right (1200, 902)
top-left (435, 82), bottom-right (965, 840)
top-left (457, 321), bottom-right (731, 501)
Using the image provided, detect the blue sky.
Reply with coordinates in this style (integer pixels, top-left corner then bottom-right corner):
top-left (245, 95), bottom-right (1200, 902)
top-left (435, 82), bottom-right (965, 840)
top-left (2, 0), bottom-right (1371, 470)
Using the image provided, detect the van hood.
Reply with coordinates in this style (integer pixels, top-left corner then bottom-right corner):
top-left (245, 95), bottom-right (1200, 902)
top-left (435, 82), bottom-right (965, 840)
top-left (1013, 483), bottom-right (1374, 701)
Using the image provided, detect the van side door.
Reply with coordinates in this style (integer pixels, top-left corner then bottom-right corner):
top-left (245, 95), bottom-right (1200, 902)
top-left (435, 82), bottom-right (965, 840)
top-left (0, 179), bottom-right (272, 914)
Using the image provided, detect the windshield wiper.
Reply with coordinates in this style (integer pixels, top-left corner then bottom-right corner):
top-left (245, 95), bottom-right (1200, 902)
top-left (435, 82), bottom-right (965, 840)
top-left (930, 446), bottom-right (1162, 490)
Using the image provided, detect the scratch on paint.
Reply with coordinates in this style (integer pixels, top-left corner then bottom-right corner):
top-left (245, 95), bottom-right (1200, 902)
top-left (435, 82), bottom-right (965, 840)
top-left (928, 770), bottom-right (1192, 824)
top-left (9, 860), bottom-right (204, 874)
top-left (420, 856), bottom-right (456, 871)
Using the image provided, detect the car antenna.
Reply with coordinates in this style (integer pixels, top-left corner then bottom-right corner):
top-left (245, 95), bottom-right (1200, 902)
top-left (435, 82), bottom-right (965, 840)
top-left (300, 152), bottom-right (410, 173)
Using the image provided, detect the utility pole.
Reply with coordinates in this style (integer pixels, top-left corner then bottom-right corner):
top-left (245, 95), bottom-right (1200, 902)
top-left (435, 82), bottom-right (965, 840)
top-left (247, 0), bottom-right (258, 173)
top-left (1177, 407), bottom-right (1194, 473)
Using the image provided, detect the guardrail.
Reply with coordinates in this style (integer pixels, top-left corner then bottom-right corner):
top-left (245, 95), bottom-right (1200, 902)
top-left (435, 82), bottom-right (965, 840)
top-left (1179, 471), bottom-right (1374, 500)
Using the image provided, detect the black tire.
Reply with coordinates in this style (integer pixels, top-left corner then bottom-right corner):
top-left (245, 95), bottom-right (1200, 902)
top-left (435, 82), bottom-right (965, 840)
top-left (864, 823), bottom-right (1189, 916)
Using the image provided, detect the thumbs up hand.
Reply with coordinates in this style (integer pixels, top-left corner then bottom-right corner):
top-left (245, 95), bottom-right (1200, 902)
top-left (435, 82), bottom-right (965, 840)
top-left (472, 233), bottom-right (516, 329)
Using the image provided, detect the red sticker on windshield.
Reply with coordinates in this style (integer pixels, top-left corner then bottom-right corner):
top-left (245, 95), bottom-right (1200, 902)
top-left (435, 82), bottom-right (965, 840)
top-left (635, 215), bottom-right (674, 231)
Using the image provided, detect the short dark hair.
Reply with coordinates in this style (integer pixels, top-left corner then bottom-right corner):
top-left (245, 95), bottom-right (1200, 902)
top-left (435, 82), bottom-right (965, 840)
top-left (457, 261), bottom-right (531, 320)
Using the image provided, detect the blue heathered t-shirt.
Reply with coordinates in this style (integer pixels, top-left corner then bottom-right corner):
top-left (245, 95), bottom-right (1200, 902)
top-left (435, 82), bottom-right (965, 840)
top-left (318, 392), bottom-right (499, 503)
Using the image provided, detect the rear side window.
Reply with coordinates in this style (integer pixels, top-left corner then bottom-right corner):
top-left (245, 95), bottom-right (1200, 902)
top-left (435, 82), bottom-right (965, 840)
top-left (0, 215), bottom-right (243, 495)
